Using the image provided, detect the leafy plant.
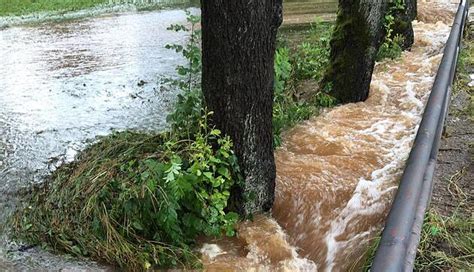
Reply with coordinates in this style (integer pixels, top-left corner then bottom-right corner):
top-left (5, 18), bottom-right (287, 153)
top-left (12, 11), bottom-right (242, 271)
top-left (377, 0), bottom-right (406, 61)
top-left (273, 20), bottom-right (336, 146)
top-left (292, 20), bottom-right (333, 82)
top-left (165, 10), bottom-right (203, 137)
top-left (377, 34), bottom-right (404, 61)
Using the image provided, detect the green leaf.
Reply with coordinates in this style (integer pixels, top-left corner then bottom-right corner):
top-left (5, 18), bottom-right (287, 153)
top-left (203, 172), bottom-right (213, 180)
top-left (132, 221), bottom-right (144, 231)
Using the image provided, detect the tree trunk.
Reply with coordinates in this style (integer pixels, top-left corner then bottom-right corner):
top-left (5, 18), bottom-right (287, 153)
top-left (323, 0), bottom-right (389, 103)
top-left (392, 0), bottom-right (417, 50)
top-left (407, 0), bottom-right (417, 20)
top-left (200, 0), bottom-right (283, 215)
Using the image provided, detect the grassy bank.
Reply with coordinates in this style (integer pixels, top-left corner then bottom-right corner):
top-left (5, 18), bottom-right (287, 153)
top-left (0, 0), bottom-right (108, 16)
top-left (11, 15), bottom-right (336, 270)
top-left (0, 0), bottom-right (195, 17)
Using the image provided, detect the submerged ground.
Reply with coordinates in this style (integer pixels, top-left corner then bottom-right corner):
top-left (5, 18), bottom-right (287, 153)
top-left (0, 1), bottom-right (472, 271)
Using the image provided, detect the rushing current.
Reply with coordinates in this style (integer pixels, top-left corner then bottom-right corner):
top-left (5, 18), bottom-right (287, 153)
top-left (0, 0), bottom-right (459, 271)
top-left (200, 1), bottom-right (457, 271)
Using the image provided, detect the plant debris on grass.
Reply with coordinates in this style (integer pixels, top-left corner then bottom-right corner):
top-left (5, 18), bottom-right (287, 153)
top-left (12, 122), bottom-right (241, 270)
top-left (10, 13), bottom-right (339, 271)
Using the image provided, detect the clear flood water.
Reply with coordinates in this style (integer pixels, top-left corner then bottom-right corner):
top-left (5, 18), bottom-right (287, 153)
top-left (0, 0), bottom-right (458, 271)
top-left (0, 6), bottom-right (195, 270)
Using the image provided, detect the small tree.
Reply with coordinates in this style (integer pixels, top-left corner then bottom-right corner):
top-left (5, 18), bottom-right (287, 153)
top-left (200, 0), bottom-right (283, 215)
top-left (322, 0), bottom-right (389, 103)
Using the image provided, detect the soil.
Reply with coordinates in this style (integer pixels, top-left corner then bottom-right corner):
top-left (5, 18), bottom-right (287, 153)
top-left (430, 17), bottom-right (473, 220)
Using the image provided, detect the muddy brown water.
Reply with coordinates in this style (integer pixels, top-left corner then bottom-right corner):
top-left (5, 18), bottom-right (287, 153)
top-left (0, 0), bottom-right (458, 271)
top-left (200, 1), bottom-right (458, 271)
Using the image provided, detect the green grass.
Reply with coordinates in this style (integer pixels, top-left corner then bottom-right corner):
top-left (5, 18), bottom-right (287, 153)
top-left (12, 127), bottom-right (241, 270)
top-left (414, 209), bottom-right (473, 271)
top-left (361, 202), bottom-right (473, 271)
top-left (0, 0), bottom-right (109, 16)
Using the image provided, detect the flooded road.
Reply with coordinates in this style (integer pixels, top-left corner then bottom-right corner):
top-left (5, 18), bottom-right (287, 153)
top-left (0, 8), bottom-right (193, 270)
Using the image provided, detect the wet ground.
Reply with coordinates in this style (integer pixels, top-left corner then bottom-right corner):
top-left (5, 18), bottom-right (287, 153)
top-left (1, 1), bottom-right (463, 271)
top-left (0, 7), bottom-right (192, 270)
top-left (431, 17), bottom-right (473, 218)
top-left (0, 1), bottom-right (340, 270)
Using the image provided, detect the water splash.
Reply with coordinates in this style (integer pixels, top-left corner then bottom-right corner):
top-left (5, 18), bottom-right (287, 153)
top-left (201, 3), bottom-right (455, 271)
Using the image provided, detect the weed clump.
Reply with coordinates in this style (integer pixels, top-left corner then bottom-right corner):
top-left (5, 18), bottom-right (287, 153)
top-left (377, 0), bottom-right (406, 61)
top-left (414, 209), bottom-right (473, 271)
top-left (12, 12), bottom-right (240, 270)
top-left (13, 122), bottom-right (241, 270)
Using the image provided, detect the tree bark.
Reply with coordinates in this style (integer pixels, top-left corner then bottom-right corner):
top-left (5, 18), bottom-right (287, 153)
top-left (392, 0), bottom-right (417, 50)
top-left (323, 0), bottom-right (389, 103)
top-left (200, 0), bottom-right (283, 215)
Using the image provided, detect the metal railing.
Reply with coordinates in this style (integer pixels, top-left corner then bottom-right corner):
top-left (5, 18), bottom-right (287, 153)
top-left (371, 0), bottom-right (470, 271)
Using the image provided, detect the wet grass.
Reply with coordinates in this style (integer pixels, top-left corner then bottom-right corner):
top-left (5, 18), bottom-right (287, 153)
top-left (360, 188), bottom-right (473, 271)
top-left (0, 0), bottom-right (108, 16)
top-left (414, 210), bottom-right (473, 270)
top-left (414, 166), bottom-right (473, 271)
top-left (0, 0), bottom-right (195, 17)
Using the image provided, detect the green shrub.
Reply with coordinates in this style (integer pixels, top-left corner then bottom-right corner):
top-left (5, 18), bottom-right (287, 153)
top-left (273, 21), bottom-right (336, 146)
top-left (12, 12), bottom-right (241, 271)
top-left (377, 0), bottom-right (406, 61)
top-left (292, 20), bottom-right (333, 82)
top-left (377, 34), bottom-right (404, 61)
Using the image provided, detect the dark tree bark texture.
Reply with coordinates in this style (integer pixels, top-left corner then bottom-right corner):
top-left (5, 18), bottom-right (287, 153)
top-left (200, 0), bottom-right (283, 215)
top-left (392, 0), bottom-right (417, 50)
top-left (323, 0), bottom-right (389, 103)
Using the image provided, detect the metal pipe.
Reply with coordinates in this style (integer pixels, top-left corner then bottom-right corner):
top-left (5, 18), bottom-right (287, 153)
top-left (404, 4), bottom-right (470, 268)
top-left (371, 1), bottom-right (469, 271)
top-left (404, 83), bottom-right (451, 271)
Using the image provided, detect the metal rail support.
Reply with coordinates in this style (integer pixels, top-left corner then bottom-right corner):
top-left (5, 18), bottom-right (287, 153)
top-left (371, 1), bottom-right (470, 271)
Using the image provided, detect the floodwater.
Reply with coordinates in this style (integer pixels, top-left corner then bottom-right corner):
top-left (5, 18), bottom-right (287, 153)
top-left (0, 0), bottom-right (458, 271)
top-left (200, 1), bottom-right (457, 271)
top-left (0, 6), bottom-right (192, 271)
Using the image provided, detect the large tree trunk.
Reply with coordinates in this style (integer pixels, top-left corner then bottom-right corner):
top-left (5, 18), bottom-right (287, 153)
top-left (392, 0), bottom-right (417, 50)
top-left (323, 0), bottom-right (389, 103)
top-left (200, 0), bottom-right (283, 215)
